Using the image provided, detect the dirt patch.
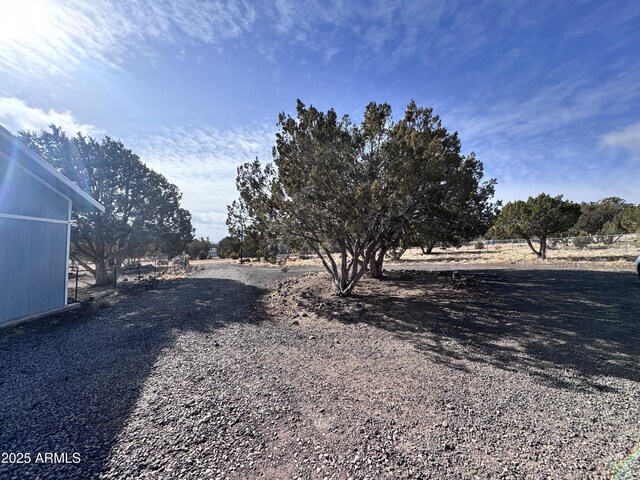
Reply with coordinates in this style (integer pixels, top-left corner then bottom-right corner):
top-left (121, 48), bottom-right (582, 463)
top-left (259, 268), bottom-right (640, 479)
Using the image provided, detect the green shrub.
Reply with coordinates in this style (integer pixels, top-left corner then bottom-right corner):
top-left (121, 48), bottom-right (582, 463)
top-left (572, 236), bottom-right (592, 249)
top-left (474, 241), bottom-right (484, 250)
top-left (229, 252), bottom-right (239, 259)
top-left (218, 236), bottom-right (242, 258)
top-left (187, 237), bottom-right (214, 260)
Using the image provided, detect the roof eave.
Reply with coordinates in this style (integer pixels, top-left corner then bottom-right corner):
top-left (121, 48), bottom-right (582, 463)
top-left (0, 125), bottom-right (105, 213)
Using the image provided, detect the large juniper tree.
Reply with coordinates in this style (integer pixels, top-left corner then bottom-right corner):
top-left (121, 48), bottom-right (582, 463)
top-left (233, 102), bottom-right (384, 294)
top-left (491, 193), bottom-right (580, 259)
top-left (365, 101), bottom-right (496, 277)
top-left (19, 126), bottom-right (194, 285)
top-left (229, 100), bottom-right (495, 295)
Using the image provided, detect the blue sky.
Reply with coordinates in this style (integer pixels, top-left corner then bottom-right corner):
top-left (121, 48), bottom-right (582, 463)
top-left (0, 0), bottom-right (638, 241)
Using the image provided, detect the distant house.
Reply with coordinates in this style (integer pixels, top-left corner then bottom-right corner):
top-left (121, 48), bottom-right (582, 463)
top-left (208, 247), bottom-right (218, 258)
top-left (0, 126), bottom-right (104, 326)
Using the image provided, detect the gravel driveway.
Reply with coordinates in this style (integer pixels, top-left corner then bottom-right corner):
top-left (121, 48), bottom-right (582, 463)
top-left (0, 263), bottom-right (638, 479)
top-left (0, 265), bottom-right (284, 479)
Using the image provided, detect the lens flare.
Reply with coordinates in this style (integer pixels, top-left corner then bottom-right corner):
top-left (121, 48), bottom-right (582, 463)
top-left (0, 0), bottom-right (56, 49)
top-left (612, 445), bottom-right (640, 479)
top-left (0, 147), bottom-right (18, 209)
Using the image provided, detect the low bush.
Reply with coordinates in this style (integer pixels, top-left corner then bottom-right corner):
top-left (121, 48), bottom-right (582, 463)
top-left (572, 236), bottom-right (592, 249)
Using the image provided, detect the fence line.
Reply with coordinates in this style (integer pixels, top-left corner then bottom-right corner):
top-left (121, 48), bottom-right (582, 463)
top-left (464, 233), bottom-right (638, 252)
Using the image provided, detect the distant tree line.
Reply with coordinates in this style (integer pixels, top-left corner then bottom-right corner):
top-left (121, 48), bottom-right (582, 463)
top-left (490, 195), bottom-right (640, 259)
top-left (20, 126), bottom-right (194, 285)
top-left (213, 235), bottom-right (270, 260)
top-left (187, 237), bottom-right (214, 260)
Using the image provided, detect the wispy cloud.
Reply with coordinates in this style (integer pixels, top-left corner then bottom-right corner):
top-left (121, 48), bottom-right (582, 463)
top-left (129, 124), bottom-right (275, 180)
top-left (266, 0), bottom-right (447, 70)
top-left (0, 0), bottom-right (618, 86)
top-left (0, 0), bottom-right (454, 79)
top-left (0, 97), bottom-right (103, 136)
top-left (447, 71), bottom-right (639, 166)
top-left (600, 123), bottom-right (640, 156)
top-left (128, 123), bottom-right (276, 239)
top-left (3, 0), bottom-right (639, 81)
top-left (436, 62), bottom-right (640, 205)
top-left (190, 210), bottom-right (230, 240)
top-left (0, 0), bottom-right (257, 79)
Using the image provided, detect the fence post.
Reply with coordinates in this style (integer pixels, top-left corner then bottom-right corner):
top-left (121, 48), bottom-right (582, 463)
top-left (75, 266), bottom-right (79, 302)
top-left (113, 264), bottom-right (117, 291)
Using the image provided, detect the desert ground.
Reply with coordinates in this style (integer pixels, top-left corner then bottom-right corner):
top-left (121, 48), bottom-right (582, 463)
top-left (2, 259), bottom-right (638, 479)
top-left (266, 239), bottom-right (638, 272)
top-left (67, 236), bottom-right (638, 300)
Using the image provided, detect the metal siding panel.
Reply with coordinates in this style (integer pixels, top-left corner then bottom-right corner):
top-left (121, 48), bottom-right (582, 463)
top-left (0, 219), bottom-right (28, 322)
top-left (0, 218), bottom-right (68, 324)
top-left (0, 155), bottom-right (69, 220)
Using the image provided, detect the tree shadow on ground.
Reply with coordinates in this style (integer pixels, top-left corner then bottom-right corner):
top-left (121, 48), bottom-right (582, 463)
top-left (317, 269), bottom-right (640, 392)
top-left (0, 277), bottom-right (265, 479)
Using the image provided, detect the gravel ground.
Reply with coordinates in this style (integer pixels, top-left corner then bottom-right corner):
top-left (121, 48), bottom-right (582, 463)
top-left (0, 263), bottom-right (639, 479)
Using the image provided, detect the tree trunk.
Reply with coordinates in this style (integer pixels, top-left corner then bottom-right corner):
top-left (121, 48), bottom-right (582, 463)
top-left (540, 237), bottom-right (547, 260)
top-left (340, 245), bottom-right (349, 292)
top-left (421, 243), bottom-right (435, 255)
top-left (524, 237), bottom-right (543, 259)
top-left (389, 247), bottom-right (407, 261)
top-left (314, 240), bottom-right (375, 296)
top-left (341, 249), bottom-right (375, 296)
top-left (369, 247), bottom-right (387, 279)
top-left (94, 259), bottom-right (112, 286)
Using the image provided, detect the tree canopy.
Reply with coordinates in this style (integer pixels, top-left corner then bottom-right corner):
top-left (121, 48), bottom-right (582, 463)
top-left (228, 100), bottom-right (495, 295)
top-left (217, 236), bottom-right (242, 259)
top-left (19, 126), bottom-right (194, 285)
top-left (491, 193), bottom-right (580, 259)
top-left (621, 205), bottom-right (640, 234)
top-left (572, 197), bottom-right (628, 237)
top-left (187, 237), bottom-right (214, 260)
top-left (226, 198), bottom-right (276, 261)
